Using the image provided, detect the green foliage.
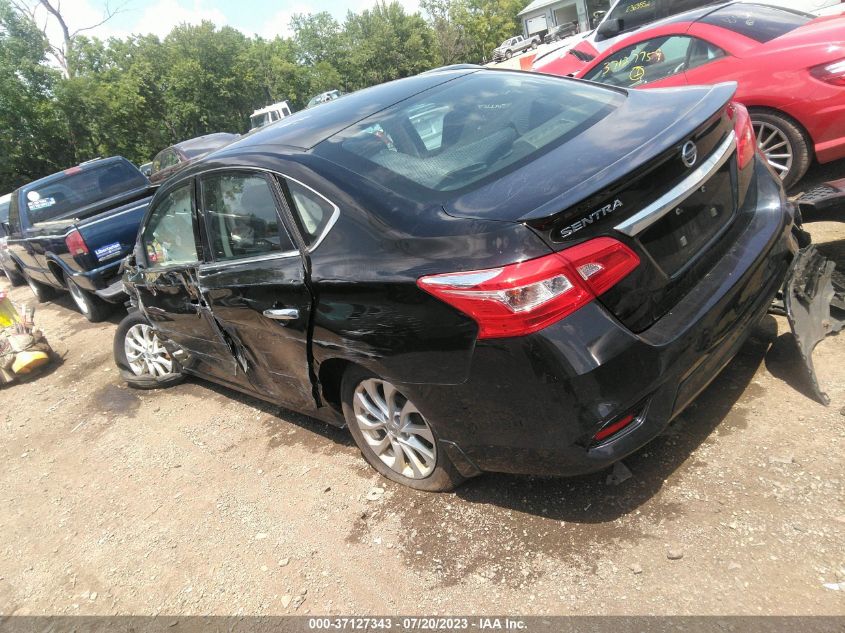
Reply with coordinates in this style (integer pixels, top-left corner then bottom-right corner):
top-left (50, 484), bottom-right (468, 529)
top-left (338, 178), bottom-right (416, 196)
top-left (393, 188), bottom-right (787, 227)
top-left (0, 0), bottom-right (536, 193)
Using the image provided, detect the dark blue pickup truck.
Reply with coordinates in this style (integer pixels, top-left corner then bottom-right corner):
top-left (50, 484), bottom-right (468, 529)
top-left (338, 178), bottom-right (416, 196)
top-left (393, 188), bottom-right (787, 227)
top-left (4, 157), bottom-right (155, 321)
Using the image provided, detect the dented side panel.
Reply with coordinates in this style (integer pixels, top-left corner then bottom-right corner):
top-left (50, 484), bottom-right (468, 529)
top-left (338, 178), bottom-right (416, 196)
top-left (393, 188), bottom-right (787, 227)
top-left (127, 264), bottom-right (239, 378)
top-left (197, 255), bottom-right (315, 412)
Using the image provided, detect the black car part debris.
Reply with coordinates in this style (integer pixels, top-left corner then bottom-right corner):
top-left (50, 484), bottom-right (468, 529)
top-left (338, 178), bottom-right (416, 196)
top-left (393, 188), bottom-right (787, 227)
top-left (782, 245), bottom-right (845, 405)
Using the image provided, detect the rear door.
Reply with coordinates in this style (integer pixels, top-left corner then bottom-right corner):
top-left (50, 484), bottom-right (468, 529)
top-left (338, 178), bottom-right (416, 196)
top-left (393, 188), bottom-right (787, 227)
top-left (196, 170), bottom-right (316, 410)
top-left (131, 180), bottom-right (239, 378)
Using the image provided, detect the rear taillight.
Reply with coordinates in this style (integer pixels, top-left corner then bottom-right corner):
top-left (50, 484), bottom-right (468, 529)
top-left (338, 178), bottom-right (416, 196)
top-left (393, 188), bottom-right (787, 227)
top-left (727, 101), bottom-right (756, 171)
top-left (65, 228), bottom-right (89, 256)
top-left (418, 237), bottom-right (640, 339)
top-left (810, 58), bottom-right (845, 86)
top-left (593, 413), bottom-right (636, 443)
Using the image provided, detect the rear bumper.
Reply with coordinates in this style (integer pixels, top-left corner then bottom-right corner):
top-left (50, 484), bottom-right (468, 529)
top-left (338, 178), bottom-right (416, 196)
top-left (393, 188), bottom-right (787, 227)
top-left (403, 158), bottom-right (796, 477)
top-left (70, 259), bottom-right (125, 300)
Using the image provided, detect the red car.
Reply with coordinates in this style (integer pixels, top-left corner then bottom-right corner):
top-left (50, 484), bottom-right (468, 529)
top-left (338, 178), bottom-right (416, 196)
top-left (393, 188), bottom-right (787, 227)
top-left (534, 2), bottom-right (845, 187)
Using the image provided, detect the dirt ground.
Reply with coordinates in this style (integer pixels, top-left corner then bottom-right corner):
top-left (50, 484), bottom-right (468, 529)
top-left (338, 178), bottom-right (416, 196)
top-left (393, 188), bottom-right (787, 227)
top-left (0, 172), bottom-right (844, 617)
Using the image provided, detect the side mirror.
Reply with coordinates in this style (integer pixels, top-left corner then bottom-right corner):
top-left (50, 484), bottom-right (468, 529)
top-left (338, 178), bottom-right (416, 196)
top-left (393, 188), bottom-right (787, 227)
top-left (596, 18), bottom-right (622, 41)
top-left (142, 167), bottom-right (152, 177)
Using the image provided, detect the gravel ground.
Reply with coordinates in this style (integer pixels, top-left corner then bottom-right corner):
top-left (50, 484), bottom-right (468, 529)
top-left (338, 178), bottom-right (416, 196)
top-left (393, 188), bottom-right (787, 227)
top-left (0, 177), bottom-right (843, 616)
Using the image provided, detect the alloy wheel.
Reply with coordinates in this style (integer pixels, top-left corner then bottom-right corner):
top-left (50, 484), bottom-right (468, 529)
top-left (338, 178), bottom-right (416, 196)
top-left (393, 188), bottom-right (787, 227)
top-left (124, 323), bottom-right (174, 378)
top-left (67, 281), bottom-right (90, 316)
top-left (352, 378), bottom-right (437, 479)
top-left (754, 121), bottom-right (793, 181)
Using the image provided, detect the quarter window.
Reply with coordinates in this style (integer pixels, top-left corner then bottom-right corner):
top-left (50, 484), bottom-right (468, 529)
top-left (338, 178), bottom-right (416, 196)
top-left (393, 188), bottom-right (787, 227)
top-left (202, 173), bottom-right (294, 261)
top-left (285, 179), bottom-right (335, 247)
top-left (143, 185), bottom-right (198, 266)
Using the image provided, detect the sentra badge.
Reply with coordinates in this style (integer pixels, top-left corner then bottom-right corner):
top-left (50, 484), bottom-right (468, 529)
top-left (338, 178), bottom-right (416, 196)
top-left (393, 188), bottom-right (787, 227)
top-left (559, 199), bottom-right (623, 239)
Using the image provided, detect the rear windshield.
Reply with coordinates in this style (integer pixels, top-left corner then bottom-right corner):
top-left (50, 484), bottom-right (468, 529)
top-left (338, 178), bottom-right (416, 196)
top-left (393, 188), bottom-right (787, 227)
top-left (700, 3), bottom-right (813, 42)
top-left (319, 72), bottom-right (622, 194)
top-left (20, 161), bottom-right (147, 224)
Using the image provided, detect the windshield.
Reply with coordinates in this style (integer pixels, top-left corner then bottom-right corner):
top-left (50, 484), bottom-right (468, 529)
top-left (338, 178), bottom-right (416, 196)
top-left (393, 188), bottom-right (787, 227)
top-left (319, 72), bottom-right (622, 194)
top-left (250, 113), bottom-right (270, 129)
top-left (21, 161), bottom-right (147, 224)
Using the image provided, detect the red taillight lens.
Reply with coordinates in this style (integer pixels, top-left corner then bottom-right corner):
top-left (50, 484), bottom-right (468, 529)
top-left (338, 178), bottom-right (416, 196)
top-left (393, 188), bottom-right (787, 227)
top-left (65, 229), bottom-right (89, 256)
top-left (727, 101), bottom-right (756, 171)
top-left (418, 237), bottom-right (640, 339)
top-left (593, 413), bottom-right (636, 442)
top-left (810, 58), bottom-right (845, 86)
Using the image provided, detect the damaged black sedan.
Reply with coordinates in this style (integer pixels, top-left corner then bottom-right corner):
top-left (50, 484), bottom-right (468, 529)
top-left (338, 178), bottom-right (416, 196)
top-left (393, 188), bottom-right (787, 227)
top-left (114, 68), bottom-right (799, 491)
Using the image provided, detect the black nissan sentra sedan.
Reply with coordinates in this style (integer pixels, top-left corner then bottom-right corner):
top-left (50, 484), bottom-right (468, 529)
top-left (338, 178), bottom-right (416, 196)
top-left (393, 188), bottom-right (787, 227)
top-left (114, 68), bottom-right (797, 491)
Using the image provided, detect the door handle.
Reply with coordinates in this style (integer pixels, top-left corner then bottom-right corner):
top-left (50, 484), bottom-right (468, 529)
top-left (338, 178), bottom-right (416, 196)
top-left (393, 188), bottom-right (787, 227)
top-left (263, 308), bottom-right (299, 321)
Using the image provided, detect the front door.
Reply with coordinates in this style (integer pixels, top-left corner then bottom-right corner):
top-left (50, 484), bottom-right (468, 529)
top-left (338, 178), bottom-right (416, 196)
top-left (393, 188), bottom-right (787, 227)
top-left (131, 180), bottom-right (238, 378)
top-left (195, 171), bottom-right (314, 410)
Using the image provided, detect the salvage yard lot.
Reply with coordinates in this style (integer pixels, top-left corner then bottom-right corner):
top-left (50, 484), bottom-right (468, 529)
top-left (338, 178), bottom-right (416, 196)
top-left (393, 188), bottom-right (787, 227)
top-left (1, 222), bottom-right (843, 616)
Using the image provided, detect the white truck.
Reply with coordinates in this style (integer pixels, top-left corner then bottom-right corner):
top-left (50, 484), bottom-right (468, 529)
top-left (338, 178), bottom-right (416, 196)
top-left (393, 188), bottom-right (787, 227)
top-left (249, 101), bottom-right (293, 130)
top-left (491, 35), bottom-right (541, 62)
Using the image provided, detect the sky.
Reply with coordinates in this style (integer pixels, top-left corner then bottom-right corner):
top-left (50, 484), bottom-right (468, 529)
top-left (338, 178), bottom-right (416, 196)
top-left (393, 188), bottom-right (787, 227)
top-left (30, 0), bottom-right (422, 43)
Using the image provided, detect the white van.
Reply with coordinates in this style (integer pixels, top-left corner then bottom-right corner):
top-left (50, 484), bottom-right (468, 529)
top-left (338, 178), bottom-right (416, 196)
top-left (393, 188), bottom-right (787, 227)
top-left (249, 101), bottom-right (293, 130)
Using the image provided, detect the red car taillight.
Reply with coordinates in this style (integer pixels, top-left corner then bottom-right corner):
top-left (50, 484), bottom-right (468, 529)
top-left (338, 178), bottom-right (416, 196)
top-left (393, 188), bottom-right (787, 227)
top-left (417, 237), bottom-right (640, 339)
top-left (727, 101), bottom-right (756, 171)
top-left (810, 58), bottom-right (845, 86)
top-left (65, 228), bottom-right (89, 256)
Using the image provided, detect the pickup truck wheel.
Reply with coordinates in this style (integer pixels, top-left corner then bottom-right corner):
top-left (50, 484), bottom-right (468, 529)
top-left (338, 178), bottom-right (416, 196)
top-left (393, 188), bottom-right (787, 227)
top-left (505, 49), bottom-right (513, 59)
top-left (531, 41), bottom-right (538, 49)
top-left (114, 311), bottom-right (184, 389)
top-left (3, 266), bottom-right (24, 287)
top-left (341, 365), bottom-right (466, 492)
top-left (67, 277), bottom-right (114, 322)
top-left (24, 273), bottom-right (56, 303)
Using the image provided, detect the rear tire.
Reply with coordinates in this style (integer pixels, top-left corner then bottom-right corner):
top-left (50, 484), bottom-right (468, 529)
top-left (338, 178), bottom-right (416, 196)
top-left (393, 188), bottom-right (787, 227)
top-left (341, 365), bottom-right (466, 492)
top-left (750, 110), bottom-right (811, 190)
top-left (67, 277), bottom-right (114, 322)
top-left (114, 311), bottom-right (184, 389)
top-left (23, 272), bottom-right (56, 303)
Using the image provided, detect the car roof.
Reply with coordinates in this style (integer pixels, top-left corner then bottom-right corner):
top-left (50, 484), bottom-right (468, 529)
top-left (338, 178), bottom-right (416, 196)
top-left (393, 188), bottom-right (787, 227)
top-left (174, 133), bottom-right (239, 153)
top-left (212, 69), bottom-right (482, 154)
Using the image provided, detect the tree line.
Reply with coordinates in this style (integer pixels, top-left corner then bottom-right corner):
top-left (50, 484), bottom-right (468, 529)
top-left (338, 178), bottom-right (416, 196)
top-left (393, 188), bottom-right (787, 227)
top-left (0, 0), bottom-right (536, 194)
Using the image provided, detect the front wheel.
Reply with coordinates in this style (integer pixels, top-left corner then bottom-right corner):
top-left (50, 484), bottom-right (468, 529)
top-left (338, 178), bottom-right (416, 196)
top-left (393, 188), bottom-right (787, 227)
top-left (67, 277), bottom-right (114, 322)
top-left (341, 366), bottom-right (465, 491)
top-left (505, 49), bottom-right (513, 60)
top-left (751, 111), bottom-right (811, 190)
top-left (113, 311), bottom-right (184, 389)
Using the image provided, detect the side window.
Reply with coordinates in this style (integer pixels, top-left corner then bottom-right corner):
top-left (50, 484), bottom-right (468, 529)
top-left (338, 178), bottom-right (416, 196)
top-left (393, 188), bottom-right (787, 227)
top-left (142, 185), bottom-right (198, 267)
top-left (285, 179), bottom-right (335, 247)
top-left (583, 36), bottom-right (693, 87)
top-left (202, 173), bottom-right (294, 261)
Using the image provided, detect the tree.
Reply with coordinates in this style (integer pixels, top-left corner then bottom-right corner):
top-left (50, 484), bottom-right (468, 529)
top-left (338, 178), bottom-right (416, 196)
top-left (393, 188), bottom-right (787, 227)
top-left (0, 0), bottom-right (69, 191)
top-left (343, 1), bottom-right (436, 89)
top-left (420, 0), bottom-right (469, 66)
top-left (9, 0), bottom-right (125, 77)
